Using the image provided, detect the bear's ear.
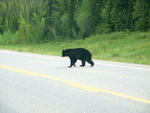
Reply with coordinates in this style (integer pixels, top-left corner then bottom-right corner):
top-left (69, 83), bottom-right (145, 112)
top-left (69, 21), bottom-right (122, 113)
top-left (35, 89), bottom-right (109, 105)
top-left (62, 49), bottom-right (65, 52)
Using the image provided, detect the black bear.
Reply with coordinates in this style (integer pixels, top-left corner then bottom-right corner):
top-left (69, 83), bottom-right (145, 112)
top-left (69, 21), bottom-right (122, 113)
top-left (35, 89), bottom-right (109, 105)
top-left (62, 48), bottom-right (94, 67)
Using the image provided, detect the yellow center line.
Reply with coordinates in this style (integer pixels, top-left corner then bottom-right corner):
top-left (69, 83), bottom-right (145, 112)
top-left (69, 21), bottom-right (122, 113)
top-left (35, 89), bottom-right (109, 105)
top-left (0, 64), bottom-right (150, 104)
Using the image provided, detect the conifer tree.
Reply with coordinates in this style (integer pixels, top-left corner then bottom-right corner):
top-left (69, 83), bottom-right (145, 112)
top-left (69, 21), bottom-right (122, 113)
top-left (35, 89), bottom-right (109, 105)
top-left (133, 0), bottom-right (150, 31)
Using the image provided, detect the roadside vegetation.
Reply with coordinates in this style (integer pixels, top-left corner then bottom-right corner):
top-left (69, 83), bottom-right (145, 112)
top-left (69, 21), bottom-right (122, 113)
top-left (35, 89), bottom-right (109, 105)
top-left (0, 32), bottom-right (150, 65)
top-left (0, 0), bottom-right (150, 65)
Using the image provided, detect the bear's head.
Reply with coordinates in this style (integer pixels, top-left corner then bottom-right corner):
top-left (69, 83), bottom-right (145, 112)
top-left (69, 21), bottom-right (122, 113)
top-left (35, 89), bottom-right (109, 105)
top-left (62, 49), bottom-right (71, 57)
top-left (62, 49), bottom-right (66, 57)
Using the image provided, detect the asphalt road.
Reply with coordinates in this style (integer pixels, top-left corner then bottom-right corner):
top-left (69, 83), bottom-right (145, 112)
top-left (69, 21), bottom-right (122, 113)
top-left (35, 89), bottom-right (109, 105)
top-left (0, 50), bottom-right (150, 113)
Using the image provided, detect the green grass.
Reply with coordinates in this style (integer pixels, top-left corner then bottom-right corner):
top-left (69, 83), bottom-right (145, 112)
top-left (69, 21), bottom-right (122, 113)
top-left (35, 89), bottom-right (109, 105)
top-left (0, 32), bottom-right (150, 65)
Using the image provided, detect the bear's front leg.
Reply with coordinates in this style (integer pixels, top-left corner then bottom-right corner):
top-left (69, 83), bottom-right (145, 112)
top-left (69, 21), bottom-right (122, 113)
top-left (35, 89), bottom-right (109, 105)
top-left (68, 57), bottom-right (77, 68)
top-left (80, 59), bottom-right (86, 67)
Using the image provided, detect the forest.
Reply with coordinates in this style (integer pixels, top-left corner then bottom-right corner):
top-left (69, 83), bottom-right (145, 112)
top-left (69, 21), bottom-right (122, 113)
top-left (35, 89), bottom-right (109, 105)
top-left (0, 0), bottom-right (150, 44)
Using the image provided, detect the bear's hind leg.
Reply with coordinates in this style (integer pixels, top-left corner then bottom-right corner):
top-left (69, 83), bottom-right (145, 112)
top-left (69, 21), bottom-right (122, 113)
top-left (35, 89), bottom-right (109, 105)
top-left (87, 59), bottom-right (94, 67)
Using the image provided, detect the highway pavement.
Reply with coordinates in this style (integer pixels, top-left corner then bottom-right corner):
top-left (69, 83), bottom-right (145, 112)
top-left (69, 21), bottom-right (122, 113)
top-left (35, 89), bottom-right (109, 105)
top-left (0, 50), bottom-right (150, 113)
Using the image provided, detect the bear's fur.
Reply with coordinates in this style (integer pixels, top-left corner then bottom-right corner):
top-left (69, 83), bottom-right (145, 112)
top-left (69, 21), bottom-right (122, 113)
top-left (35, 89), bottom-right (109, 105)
top-left (62, 48), bottom-right (94, 67)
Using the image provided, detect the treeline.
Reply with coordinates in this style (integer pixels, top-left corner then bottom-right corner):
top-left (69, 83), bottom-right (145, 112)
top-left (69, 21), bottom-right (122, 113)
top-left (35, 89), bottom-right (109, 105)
top-left (0, 0), bottom-right (150, 43)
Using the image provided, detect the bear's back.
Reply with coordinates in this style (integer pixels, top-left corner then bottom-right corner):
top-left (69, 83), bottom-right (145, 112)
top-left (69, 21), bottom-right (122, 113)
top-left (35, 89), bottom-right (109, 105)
top-left (72, 48), bottom-right (92, 59)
